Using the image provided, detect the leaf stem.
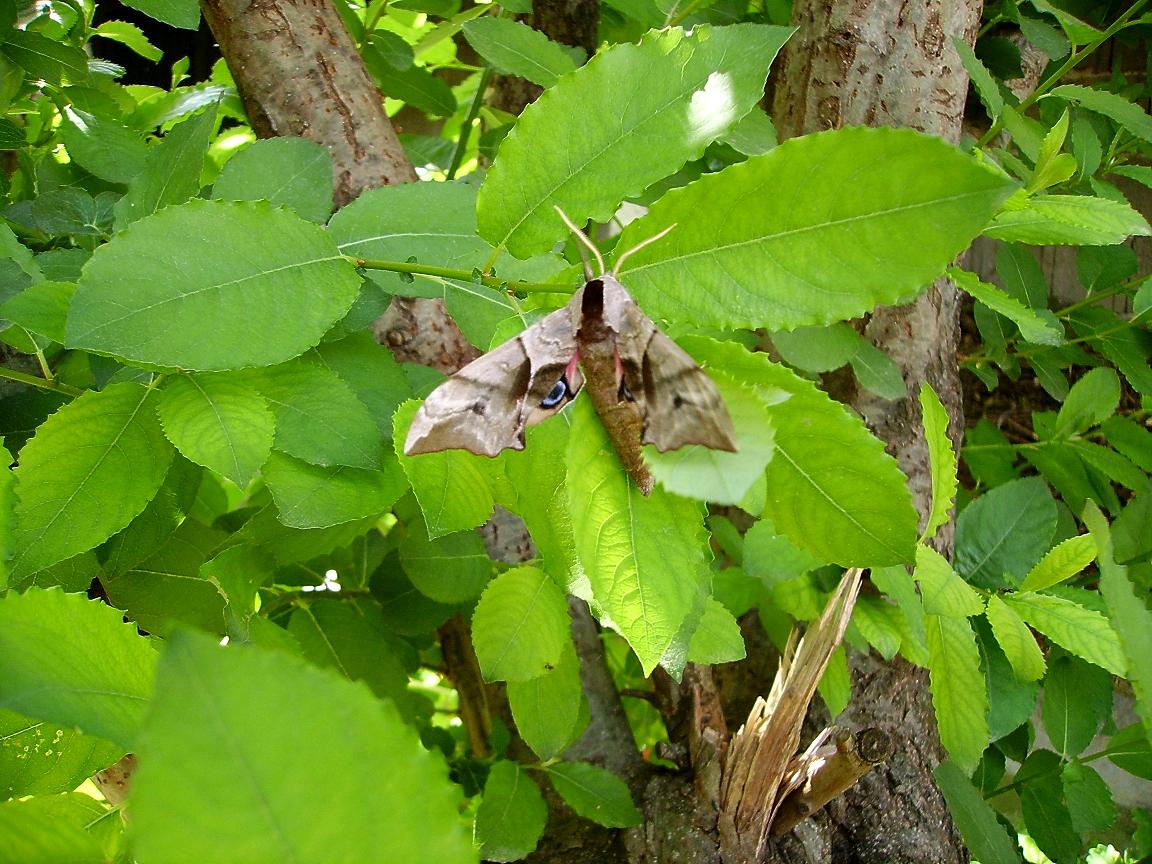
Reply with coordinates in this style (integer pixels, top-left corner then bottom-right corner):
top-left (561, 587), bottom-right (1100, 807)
top-left (349, 255), bottom-right (572, 294)
top-left (0, 365), bottom-right (83, 397)
top-left (446, 66), bottom-right (493, 181)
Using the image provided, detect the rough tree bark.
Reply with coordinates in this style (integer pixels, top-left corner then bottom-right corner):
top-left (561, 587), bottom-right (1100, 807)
top-left (768, 2), bottom-right (984, 862)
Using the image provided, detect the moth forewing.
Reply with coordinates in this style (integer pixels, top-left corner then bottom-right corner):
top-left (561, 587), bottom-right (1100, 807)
top-left (403, 303), bottom-right (581, 457)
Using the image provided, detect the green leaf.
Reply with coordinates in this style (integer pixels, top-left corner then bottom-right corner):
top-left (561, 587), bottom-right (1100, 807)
top-left (547, 761), bottom-right (642, 828)
top-left (1061, 760), bottom-right (1115, 833)
top-left (915, 544), bottom-right (985, 617)
top-left (817, 645), bottom-right (850, 717)
top-left (287, 598), bottom-right (416, 710)
top-left (58, 106), bottom-right (148, 184)
top-left (399, 518), bottom-right (490, 603)
top-left (0, 708), bottom-right (123, 798)
top-left (0, 116), bottom-right (24, 149)
top-left (849, 339), bottom-right (906, 400)
top-left (0, 796), bottom-right (108, 863)
top-left (0, 588), bottom-right (157, 749)
top-left (1085, 502), bottom-right (1152, 738)
top-left (646, 368), bottom-right (774, 505)
top-left (933, 761), bottom-right (1020, 864)
top-left (996, 241), bottom-right (1048, 308)
top-left (926, 614), bottom-right (988, 774)
top-left (686, 338), bottom-right (916, 566)
top-left (472, 566), bottom-right (571, 682)
top-left (114, 105), bottom-right (218, 229)
top-left (686, 597), bottom-right (746, 664)
top-left (1106, 724), bottom-right (1152, 780)
top-left (1049, 84), bottom-right (1152, 145)
top-left (371, 63), bottom-right (457, 117)
top-left (949, 267), bottom-right (1063, 346)
top-left (616, 127), bottom-right (1015, 330)
top-left (975, 616), bottom-right (1039, 740)
top-left (245, 360), bottom-right (383, 469)
top-left (1017, 749), bottom-right (1080, 864)
top-left (157, 373), bottom-right (274, 488)
top-left (1052, 367), bottom-right (1119, 437)
top-left (507, 640), bottom-right (583, 760)
top-left (394, 400), bottom-right (496, 537)
top-left (566, 397), bottom-right (710, 674)
top-left (1019, 533), bottom-right (1097, 592)
top-left (68, 200), bottom-right (360, 370)
top-left (720, 109), bottom-right (776, 156)
top-left (919, 384), bottom-right (957, 542)
top-left (479, 24), bottom-right (790, 256)
top-left (305, 333), bottom-right (410, 437)
top-left (955, 476), bottom-right (1056, 590)
top-left (985, 594), bottom-right (1046, 681)
top-left (93, 20), bottom-right (164, 61)
top-left (1, 30), bottom-right (87, 84)
top-left (265, 452), bottom-right (407, 529)
top-left (955, 36), bottom-right (1005, 116)
top-left (102, 517), bottom-right (227, 636)
top-left (121, 0), bottom-right (200, 28)
top-left (1068, 307), bottom-right (1152, 396)
top-left (850, 596), bottom-right (904, 660)
top-left (0, 280), bottom-right (76, 342)
top-left (462, 18), bottom-right (577, 88)
top-left (212, 137), bottom-right (334, 224)
top-left (1002, 591), bottom-right (1125, 675)
top-left (1042, 654), bottom-right (1110, 758)
top-left (474, 762), bottom-right (547, 863)
top-left (872, 565), bottom-right (928, 665)
top-left (130, 631), bottom-right (475, 864)
top-left (10, 383), bottom-right (173, 579)
top-left (771, 323), bottom-right (860, 373)
top-left (984, 194), bottom-right (1151, 245)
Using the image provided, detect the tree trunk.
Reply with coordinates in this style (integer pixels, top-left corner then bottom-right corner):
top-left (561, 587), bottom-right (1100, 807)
top-left (767, 1), bottom-right (982, 862)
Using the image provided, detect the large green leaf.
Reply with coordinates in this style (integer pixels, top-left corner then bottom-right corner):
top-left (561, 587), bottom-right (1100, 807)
top-left (0, 708), bottom-right (123, 799)
top-left (10, 383), bottom-right (173, 579)
top-left (546, 762), bottom-right (642, 828)
top-left (615, 127), bottom-right (1015, 330)
top-left (58, 106), bottom-right (148, 186)
top-left (685, 338), bottom-right (917, 566)
top-left (305, 333), bottom-right (410, 437)
top-left (954, 476), bottom-right (1056, 589)
top-left (0, 796), bottom-right (109, 863)
top-left (399, 518), bottom-right (491, 604)
top-left (114, 105), bottom-right (217, 229)
top-left (68, 200), bottom-right (360, 370)
top-left (949, 267), bottom-right (1064, 346)
top-left (1050, 84), bottom-right (1152, 144)
top-left (915, 544), bottom-right (985, 617)
top-left (566, 397), bottom-right (710, 674)
top-left (246, 360), bottom-right (383, 469)
top-left (1, 30), bottom-right (87, 84)
top-left (121, 0), bottom-right (200, 28)
top-left (1017, 749), bottom-right (1080, 864)
top-left (157, 373), bottom-right (274, 488)
top-left (1085, 503), bottom-right (1152, 736)
top-left (472, 566), bottom-right (570, 682)
top-left (212, 137), bottom-right (334, 224)
top-left (919, 384), bottom-right (957, 542)
top-left (129, 631), bottom-right (475, 864)
top-left (984, 194), bottom-right (1151, 245)
top-left (462, 18), bottom-right (577, 88)
top-left (933, 761), bottom-right (1019, 864)
top-left (1042, 654), bottom-right (1110, 758)
top-left (985, 594), bottom-right (1046, 681)
top-left (1019, 533), bottom-right (1097, 592)
top-left (0, 589), bottom-right (157, 749)
top-left (474, 760), bottom-right (548, 862)
top-left (479, 24), bottom-right (791, 256)
top-left (264, 452), bottom-right (407, 529)
top-left (394, 400), bottom-right (496, 537)
top-left (926, 613), bottom-right (988, 774)
top-left (1052, 367), bottom-right (1119, 437)
top-left (506, 640), bottom-right (583, 760)
top-left (1002, 591), bottom-right (1125, 675)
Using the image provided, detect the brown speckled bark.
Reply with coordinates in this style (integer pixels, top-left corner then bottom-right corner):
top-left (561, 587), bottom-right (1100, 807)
top-left (200, 0), bottom-right (416, 206)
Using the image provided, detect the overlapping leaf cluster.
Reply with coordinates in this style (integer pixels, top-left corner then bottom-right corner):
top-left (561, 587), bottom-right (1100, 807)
top-left (0, 0), bottom-right (1149, 861)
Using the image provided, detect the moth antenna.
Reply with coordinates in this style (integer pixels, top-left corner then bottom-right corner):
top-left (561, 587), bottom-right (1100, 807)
top-left (554, 206), bottom-right (605, 279)
top-left (611, 223), bottom-right (677, 277)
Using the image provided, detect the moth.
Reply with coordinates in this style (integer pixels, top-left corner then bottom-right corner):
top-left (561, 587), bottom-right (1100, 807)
top-left (403, 212), bottom-right (737, 495)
